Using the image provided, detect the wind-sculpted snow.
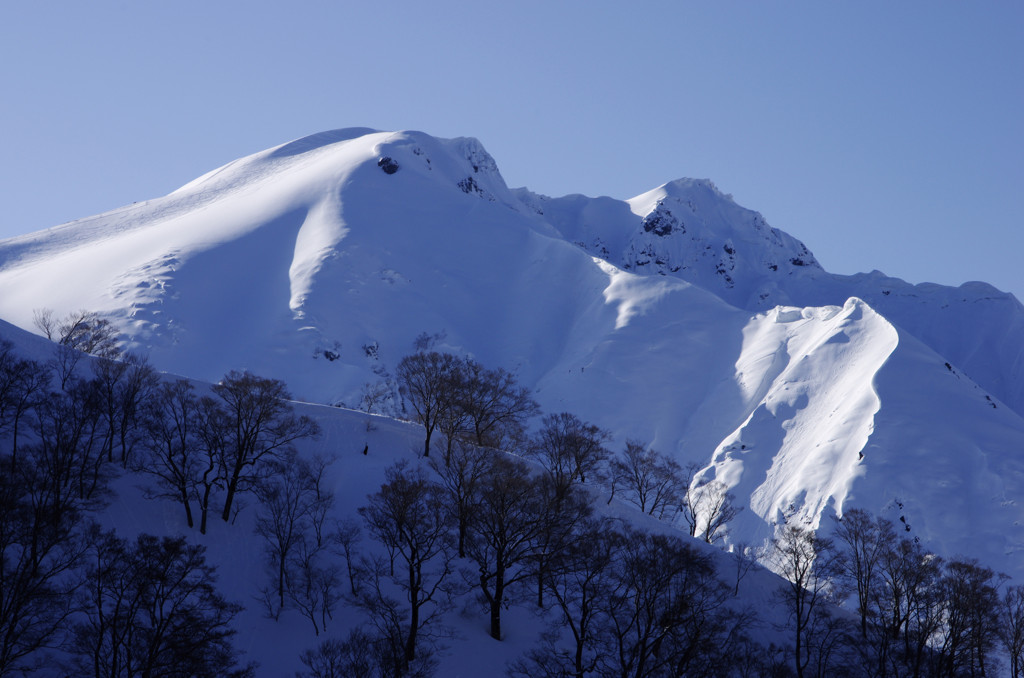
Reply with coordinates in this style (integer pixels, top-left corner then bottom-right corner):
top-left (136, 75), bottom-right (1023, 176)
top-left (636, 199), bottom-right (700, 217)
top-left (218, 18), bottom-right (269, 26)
top-left (3, 127), bottom-right (1024, 588)
top-left (706, 299), bottom-right (898, 541)
top-left (533, 181), bottom-right (1024, 420)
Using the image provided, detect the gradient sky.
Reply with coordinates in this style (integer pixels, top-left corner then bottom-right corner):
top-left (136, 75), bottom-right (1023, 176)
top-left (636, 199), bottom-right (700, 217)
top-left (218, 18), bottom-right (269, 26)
top-left (2, 2), bottom-right (1022, 298)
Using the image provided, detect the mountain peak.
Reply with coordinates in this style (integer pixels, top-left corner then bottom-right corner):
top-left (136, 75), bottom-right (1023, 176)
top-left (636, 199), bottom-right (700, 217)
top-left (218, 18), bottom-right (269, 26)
top-left (3, 128), bottom-right (1024, 584)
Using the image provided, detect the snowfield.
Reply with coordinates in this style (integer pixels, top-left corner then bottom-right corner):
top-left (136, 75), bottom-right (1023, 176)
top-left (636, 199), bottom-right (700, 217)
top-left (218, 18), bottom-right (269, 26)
top-left (3, 128), bottom-right (1024, 673)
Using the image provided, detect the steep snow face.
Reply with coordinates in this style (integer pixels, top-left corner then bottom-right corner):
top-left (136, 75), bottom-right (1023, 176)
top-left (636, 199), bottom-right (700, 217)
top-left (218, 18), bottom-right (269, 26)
top-left (707, 299), bottom-right (899, 539)
top-left (529, 183), bottom-right (1024, 420)
top-left (697, 295), bottom-right (1024, 578)
top-left (4, 128), bottom-right (1024, 583)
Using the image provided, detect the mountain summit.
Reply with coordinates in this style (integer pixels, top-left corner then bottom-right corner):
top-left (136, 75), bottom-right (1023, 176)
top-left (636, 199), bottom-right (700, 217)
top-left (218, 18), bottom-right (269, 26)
top-left (2, 128), bottom-right (1024, 579)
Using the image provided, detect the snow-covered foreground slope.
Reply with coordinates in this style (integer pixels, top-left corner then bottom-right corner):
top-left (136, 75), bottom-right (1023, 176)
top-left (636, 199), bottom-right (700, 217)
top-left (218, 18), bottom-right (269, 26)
top-left (2, 128), bottom-right (1024, 588)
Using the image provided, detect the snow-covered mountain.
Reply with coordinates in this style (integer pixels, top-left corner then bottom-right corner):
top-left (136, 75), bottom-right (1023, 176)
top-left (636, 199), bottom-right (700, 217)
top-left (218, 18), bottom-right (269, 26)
top-left (2, 127), bottom-right (1024, 585)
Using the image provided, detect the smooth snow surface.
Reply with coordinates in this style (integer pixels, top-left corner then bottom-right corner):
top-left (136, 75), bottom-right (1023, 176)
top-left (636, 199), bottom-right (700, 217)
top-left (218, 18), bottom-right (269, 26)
top-left (3, 127), bottom-right (1024, 590)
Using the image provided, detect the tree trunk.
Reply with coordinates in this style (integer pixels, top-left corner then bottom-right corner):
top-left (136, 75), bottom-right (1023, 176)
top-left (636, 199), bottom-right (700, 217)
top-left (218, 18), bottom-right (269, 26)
top-left (489, 599), bottom-right (502, 641)
top-left (181, 487), bottom-right (194, 529)
top-left (200, 483), bottom-right (213, 535)
top-left (222, 467), bottom-right (241, 522)
top-left (277, 555), bottom-right (287, 615)
top-left (489, 570), bottom-right (505, 640)
top-left (406, 595), bottom-right (419, 664)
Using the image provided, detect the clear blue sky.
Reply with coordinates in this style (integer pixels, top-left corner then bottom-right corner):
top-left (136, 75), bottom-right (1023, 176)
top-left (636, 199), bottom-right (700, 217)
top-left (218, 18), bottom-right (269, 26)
top-left (2, 2), bottom-right (1022, 298)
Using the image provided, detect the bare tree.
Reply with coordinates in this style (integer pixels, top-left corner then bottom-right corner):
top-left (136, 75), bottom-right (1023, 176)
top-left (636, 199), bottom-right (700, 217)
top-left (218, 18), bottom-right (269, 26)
top-left (529, 473), bottom-right (593, 608)
top-left (459, 359), bottom-right (539, 450)
top-left (0, 340), bottom-right (49, 464)
top-left (463, 454), bottom-right (546, 640)
top-left (106, 353), bottom-right (157, 468)
top-left (357, 461), bottom-right (455, 669)
top-left (871, 535), bottom-right (945, 677)
top-left (831, 508), bottom-right (895, 639)
top-left (529, 412), bottom-right (611, 491)
top-left (254, 453), bottom-right (335, 620)
top-left (70, 528), bottom-right (253, 677)
top-left (29, 377), bottom-right (111, 508)
top-left (396, 352), bottom-right (461, 458)
top-left (289, 533), bottom-right (343, 637)
top-left (730, 541), bottom-right (760, 597)
top-left (333, 518), bottom-right (363, 596)
top-left (212, 370), bottom-right (320, 522)
top-left (297, 628), bottom-right (376, 678)
top-left (597, 528), bottom-right (747, 678)
top-left (684, 477), bottom-right (743, 545)
top-left (0, 455), bottom-right (86, 676)
top-left (1001, 585), bottom-right (1024, 678)
top-left (936, 558), bottom-right (1004, 678)
top-left (34, 309), bottom-right (121, 390)
top-left (428, 441), bottom-right (490, 558)
top-left (137, 379), bottom-right (203, 528)
top-left (770, 524), bottom-right (846, 678)
top-left (609, 441), bottom-right (686, 519)
top-left (52, 309), bottom-right (120, 358)
top-left (513, 518), bottom-right (621, 678)
top-left (434, 364), bottom-right (471, 465)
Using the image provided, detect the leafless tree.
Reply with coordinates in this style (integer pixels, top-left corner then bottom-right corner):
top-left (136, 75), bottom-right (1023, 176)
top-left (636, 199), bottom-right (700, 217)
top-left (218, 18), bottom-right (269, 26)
top-left (333, 518), bottom-right (363, 595)
top-left (357, 461), bottom-right (456, 670)
top-left (91, 353), bottom-right (157, 468)
top-left (770, 524), bottom-right (846, 678)
top-left (359, 379), bottom-right (398, 416)
top-left (70, 528), bottom-right (253, 677)
top-left (1001, 585), bottom-right (1024, 678)
top-left (28, 377), bottom-right (111, 508)
top-left (512, 518), bottom-right (621, 678)
top-left (463, 454), bottom-right (546, 640)
top-left (193, 394), bottom-right (232, 534)
top-left (935, 558), bottom-right (1004, 678)
top-left (297, 628), bottom-right (376, 678)
top-left (831, 508), bottom-right (896, 639)
top-left (0, 340), bottom-right (49, 465)
top-left (396, 352), bottom-right (462, 458)
top-left (427, 441), bottom-right (490, 558)
top-left (0, 455), bottom-right (86, 676)
top-left (597, 528), bottom-right (747, 678)
top-left (211, 370), bottom-right (320, 522)
top-left (730, 541), bottom-right (760, 597)
top-left (874, 536), bottom-right (944, 677)
top-left (254, 453), bottom-right (335, 621)
top-left (434, 365), bottom-right (471, 465)
top-left (529, 411), bottom-right (611, 491)
top-left (459, 359), bottom-right (539, 450)
top-left (34, 308), bottom-right (121, 389)
top-left (137, 379), bottom-right (203, 528)
top-left (529, 473), bottom-right (593, 609)
top-left (609, 441), bottom-right (686, 520)
top-left (683, 477), bottom-right (743, 545)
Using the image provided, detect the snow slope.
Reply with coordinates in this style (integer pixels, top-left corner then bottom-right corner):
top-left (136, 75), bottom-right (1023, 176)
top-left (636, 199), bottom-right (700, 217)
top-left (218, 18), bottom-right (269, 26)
top-left (2, 128), bottom-right (1024, 586)
top-left (529, 180), bottom-right (1024, 420)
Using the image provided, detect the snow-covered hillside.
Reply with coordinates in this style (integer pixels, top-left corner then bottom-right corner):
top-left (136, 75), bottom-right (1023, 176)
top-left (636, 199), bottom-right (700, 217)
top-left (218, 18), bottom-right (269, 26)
top-left (2, 127), bottom-right (1024, 587)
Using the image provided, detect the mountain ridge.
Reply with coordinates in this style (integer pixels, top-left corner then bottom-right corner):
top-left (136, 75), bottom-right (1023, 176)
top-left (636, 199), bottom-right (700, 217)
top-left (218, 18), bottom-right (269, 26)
top-left (2, 127), bottom-right (1023, 579)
